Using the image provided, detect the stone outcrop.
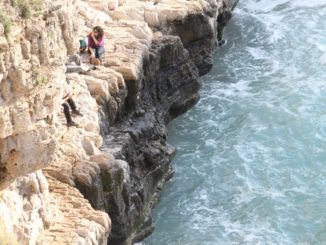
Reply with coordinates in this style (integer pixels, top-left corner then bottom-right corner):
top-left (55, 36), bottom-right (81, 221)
top-left (0, 0), bottom-right (237, 244)
top-left (102, 35), bottom-right (200, 244)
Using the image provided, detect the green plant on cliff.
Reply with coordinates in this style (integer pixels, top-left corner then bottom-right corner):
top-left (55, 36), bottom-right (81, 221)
top-left (19, 3), bottom-right (31, 19)
top-left (0, 12), bottom-right (12, 39)
top-left (10, 0), bottom-right (18, 7)
top-left (30, 0), bottom-right (43, 12)
top-left (35, 75), bottom-right (49, 86)
top-left (11, 0), bottom-right (43, 19)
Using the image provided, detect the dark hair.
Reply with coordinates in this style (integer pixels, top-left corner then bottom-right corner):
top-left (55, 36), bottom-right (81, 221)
top-left (93, 26), bottom-right (104, 40)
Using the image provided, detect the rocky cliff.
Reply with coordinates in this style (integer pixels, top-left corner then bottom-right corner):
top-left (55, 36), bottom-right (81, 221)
top-left (0, 0), bottom-right (237, 244)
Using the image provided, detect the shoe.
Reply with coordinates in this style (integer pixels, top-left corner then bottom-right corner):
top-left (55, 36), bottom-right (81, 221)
top-left (218, 39), bottom-right (226, 47)
top-left (90, 57), bottom-right (101, 66)
top-left (72, 109), bottom-right (83, 117)
top-left (67, 121), bottom-right (78, 127)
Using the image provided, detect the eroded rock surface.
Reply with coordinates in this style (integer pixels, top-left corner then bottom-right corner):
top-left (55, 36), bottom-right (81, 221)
top-left (0, 0), bottom-right (236, 244)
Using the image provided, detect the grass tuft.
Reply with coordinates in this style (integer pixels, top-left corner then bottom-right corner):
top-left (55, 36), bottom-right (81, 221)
top-left (19, 3), bottom-right (31, 19)
top-left (10, 0), bottom-right (18, 7)
top-left (35, 75), bottom-right (49, 86)
top-left (0, 12), bottom-right (12, 39)
top-left (10, 0), bottom-right (44, 19)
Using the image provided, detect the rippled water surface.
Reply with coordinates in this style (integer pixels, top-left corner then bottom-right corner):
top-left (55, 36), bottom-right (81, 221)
top-left (144, 1), bottom-right (326, 244)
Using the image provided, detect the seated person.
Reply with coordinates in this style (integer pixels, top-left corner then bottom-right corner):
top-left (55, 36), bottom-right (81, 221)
top-left (87, 26), bottom-right (105, 65)
top-left (79, 38), bottom-right (88, 54)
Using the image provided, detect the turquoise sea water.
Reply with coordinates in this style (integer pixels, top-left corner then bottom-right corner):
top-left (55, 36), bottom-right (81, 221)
top-left (144, 1), bottom-right (326, 244)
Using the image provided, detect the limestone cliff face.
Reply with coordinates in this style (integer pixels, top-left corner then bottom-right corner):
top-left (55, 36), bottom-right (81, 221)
top-left (0, 1), bottom-right (112, 244)
top-left (0, 0), bottom-right (236, 244)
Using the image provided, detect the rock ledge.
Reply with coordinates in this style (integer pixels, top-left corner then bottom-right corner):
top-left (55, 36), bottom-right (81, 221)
top-left (0, 0), bottom-right (236, 244)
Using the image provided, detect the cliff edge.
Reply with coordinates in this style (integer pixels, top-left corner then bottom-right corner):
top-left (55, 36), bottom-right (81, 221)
top-left (0, 0), bottom-right (237, 244)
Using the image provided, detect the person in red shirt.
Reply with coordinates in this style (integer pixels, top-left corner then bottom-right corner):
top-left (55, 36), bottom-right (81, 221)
top-left (88, 26), bottom-right (105, 64)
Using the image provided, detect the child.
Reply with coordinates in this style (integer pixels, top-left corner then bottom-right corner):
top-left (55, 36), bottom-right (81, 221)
top-left (79, 38), bottom-right (88, 54)
top-left (88, 26), bottom-right (105, 64)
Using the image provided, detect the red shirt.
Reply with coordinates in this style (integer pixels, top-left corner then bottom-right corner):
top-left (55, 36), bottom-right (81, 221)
top-left (88, 33), bottom-right (104, 48)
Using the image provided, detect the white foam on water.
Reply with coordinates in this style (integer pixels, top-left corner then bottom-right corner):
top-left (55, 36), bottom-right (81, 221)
top-left (217, 209), bottom-right (291, 244)
top-left (245, 47), bottom-right (273, 64)
top-left (319, 53), bottom-right (326, 65)
top-left (214, 79), bottom-right (253, 99)
top-left (243, 0), bottom-right (291, 12)
top-left (204, 138), bottom-right (217, 147)
top-left (144, 1), bottom-right (326, 244)
top-left (291, 0), bottom-right (326, 7)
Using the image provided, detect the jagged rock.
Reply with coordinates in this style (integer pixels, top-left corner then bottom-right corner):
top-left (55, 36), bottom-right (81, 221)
top-left (83, 76), bottom-right (111, 100)
top-left (0, 24), bottom-right (4, 35)
top-left (0, 37), bottom-right (8, 53)
top-left (0, 0), bottom-right (236, 244)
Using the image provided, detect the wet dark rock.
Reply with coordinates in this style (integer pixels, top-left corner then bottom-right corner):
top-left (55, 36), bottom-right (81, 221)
top-left (99, 36), bottom-right (200, 245)
top-left (73, 3), bottom-right (237, 244)
top-left (169, 14), bottom-right (216, 76)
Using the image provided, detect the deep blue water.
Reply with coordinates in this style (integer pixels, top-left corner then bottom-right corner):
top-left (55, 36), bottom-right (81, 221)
top-left (144, 1), bottom-right (326, 244)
